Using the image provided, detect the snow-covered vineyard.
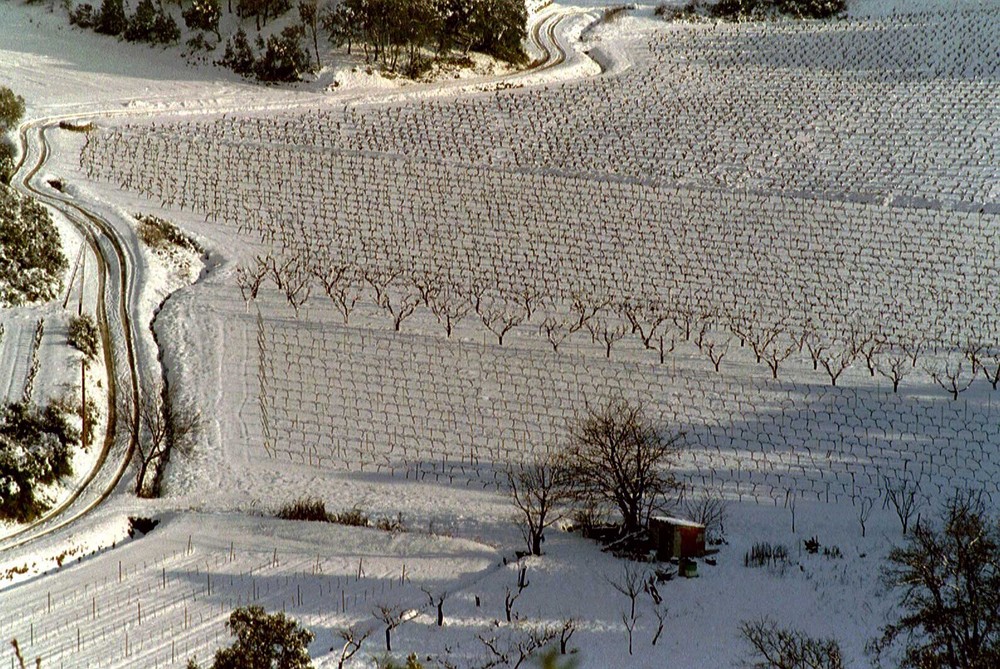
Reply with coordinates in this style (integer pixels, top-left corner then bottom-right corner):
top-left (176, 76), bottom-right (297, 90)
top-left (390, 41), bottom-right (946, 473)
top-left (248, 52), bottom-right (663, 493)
top-left (84, 5), bottom-right (1000, 210)
top-left (77, 5), bottom-right (1000, 508)
top-left (2, 0), bottom-right (999, 666)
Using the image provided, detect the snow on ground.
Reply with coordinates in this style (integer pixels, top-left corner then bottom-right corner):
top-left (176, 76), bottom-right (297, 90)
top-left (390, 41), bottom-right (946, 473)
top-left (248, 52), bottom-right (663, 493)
top-left (1, 0), bottom-right (998, 667)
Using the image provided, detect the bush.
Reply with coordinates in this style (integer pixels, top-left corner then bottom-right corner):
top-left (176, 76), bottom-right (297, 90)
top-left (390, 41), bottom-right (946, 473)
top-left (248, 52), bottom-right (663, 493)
top-left (127, 515), bottom-right (160, 537)
top-left (0, 87), bottom-right (25, 132)
top-left (709, 0), bottom-right (769, 19)
top-left (776, 0), bottom-right (844, 18)
top-left (0, 139), bottom-right (16, 186)
top-left (375, 512), bottom-right (405, 532)
top-left (134, 213), bottom-right (203, 253)
top-left (0, 400), bottom-right (79, 523)
top-left (602, 5), bottom-right (631, 23)
top-left (468, 0), bottom-right (527, 65)
top-left (68, 313), bottom-right (100, 361)
top-left (744, 542), bottom-right (789, 569)
top-left (655, 1), bottom-right (701, 20)
top-left (709, 0), bottom-right (843, 20)
top-left (740, 617), bottom-right (844, 669)
top-left (277, 497), bottom-right (329, 521)
top-left (0, 184), bottom-right (68, 306)
top-left (123, 0), bottom-right (179, 44)
top-left (330, 506), bottom-right (370, 527)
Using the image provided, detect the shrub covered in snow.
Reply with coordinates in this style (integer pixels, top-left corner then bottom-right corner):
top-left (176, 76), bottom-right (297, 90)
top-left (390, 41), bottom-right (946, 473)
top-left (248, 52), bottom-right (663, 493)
top-left (68, 313), bottom-right (100, 361)
top-left (0, 400), bottom-right (78, 523)
top-left (0, 184), bottom-right (67, 306)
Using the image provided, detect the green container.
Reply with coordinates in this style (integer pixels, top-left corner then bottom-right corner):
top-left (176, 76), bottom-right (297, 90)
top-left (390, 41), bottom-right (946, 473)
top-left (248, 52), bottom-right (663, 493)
top-left (681, 560), bottom-right (698, 578)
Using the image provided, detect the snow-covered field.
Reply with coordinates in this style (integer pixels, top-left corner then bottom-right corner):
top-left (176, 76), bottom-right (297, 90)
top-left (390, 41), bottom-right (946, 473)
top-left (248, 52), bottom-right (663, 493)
top-left (1, 0), bottom-right (998, 666)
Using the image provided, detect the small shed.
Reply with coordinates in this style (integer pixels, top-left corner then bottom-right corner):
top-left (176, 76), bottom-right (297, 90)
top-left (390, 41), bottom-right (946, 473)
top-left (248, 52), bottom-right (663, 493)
top-left (650, 516), bottom-right (705, 560)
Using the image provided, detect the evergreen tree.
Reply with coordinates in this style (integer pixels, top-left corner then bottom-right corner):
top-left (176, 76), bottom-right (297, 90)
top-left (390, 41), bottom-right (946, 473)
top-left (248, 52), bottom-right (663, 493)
top-left (212, 606), bottom-right (314, 669)
top-left (183, 0), bottom-right (222, 41)
top-left (96, 0), bottom-right (128, 35)
top-left (151, 9), bottom-right (181, 44)
top-left (218, 28), bottom-right (257, 77)
top-left (124, 0), bottom-right (159, 42)
top-left (255, 26), bottom-right (310, 82)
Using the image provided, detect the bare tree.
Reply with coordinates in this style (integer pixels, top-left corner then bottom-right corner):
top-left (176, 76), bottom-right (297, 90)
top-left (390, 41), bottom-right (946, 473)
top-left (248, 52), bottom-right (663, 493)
top-left (850, 326), bottom-right (884, 377)
top-left (877, 350), bottom-right (911, 393)
top-left (979, 350), bottom-right (1000, 390)
top-left (335, 623), bottom-right (372, 669)
top-left (478, 622), bottom-right (559, 669)
top-left (428, 281), bottom-right (471, 337)
top-left (855, 496), bottom-right (875, 538)
top-left (624, 299), bottom-right (670, 350)
top-left (558, 618), bottom-right (577, 655)
top-left (503, 586), bottom-right (521, 623)
top-left (925, 355), bottom-right (976, 400)
top-left (651, 603), bottom-right (667, 647)
top-left (802, 330), bottom-right (829, 372)
top-left (569, 292), bottom-right (608, 334)
top-left (410, 269), bottom-right (442, 307)
top-left (563, 398), bottom-right (684, 537)
top-left (478, 291), bottom-right (527, 346)
top-left (539, 315), bottom-right (573, 353)
top-left (820, 345), bottom-right (855, 387)
top-left (608, 549), bottom-right (653, 655)
top-left (731, 317), bottom-right (782, 365)
top-left (373, 604), bottom-right (410, 652)
top-left (420, 587), bottom-right (449, 627)
top-left (883, 475), bottom-right (923, 536)
top-left (624, 299), bottom-right (677, 363)
top-left (763, 334), bottom-right (799, 380)
top-left (607, 563), bottom-right (645, 621)
top-left (900, 335), bottom-right (927, 369)
top-left (364, 267), bottom-right (420, 331)
top-left (235, 256), bottom-right (271, 306)
top-left (621, 611), bottom-right (638, 656)
top-left (586, 309), bottom-right (629, 359)
top-left (740, 617), bottom-right (844, 669)
top-left (123, 382), bottom-right (201, 497)
top-left (682, 486), bottom-right (728, 538)
top-left (506, 453), bottom-right (572, 556)
top-left (512, 283), bottom-right (549, 322)
top-left (701, 330), bottom-right (730, 372)
top-left (270, 254), bottom-right (312, 315)
top-left (310, 260), bottom-right (351, 302)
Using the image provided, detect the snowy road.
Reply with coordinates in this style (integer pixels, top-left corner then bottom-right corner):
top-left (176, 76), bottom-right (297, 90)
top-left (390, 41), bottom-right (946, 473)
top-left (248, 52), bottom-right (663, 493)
top-left (0, 120), bottom-right (141, 551)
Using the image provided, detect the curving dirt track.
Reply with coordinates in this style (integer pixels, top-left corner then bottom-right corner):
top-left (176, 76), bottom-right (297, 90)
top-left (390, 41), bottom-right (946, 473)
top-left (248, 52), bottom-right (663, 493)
top-left (0, 121), bottom-right (140, 551)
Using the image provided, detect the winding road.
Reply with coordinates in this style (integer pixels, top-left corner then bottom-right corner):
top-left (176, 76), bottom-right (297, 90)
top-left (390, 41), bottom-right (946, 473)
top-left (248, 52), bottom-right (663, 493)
top-left (0, 120), bottom-right (141, 552)
top-left (0, 5), bottom-right (595, 556)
